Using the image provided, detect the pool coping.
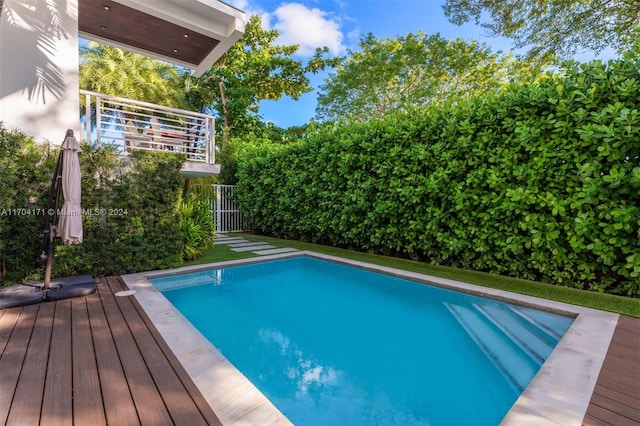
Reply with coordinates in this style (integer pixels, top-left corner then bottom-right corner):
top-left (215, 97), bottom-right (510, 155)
top-left (121, 251), bottom-right (619, 426)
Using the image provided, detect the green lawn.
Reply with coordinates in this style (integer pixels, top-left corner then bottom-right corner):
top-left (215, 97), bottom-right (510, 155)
top-left (186, 233), bottom-right (640, 318)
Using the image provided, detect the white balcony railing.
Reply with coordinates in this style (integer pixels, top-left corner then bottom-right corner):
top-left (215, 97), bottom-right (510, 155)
top-left (80, 90), bottom-right (215, 164)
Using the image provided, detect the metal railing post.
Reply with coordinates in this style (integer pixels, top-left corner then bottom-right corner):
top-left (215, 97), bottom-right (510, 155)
top-left (85, 93), bottom-right (92, 143)
top-left (208, 117), bottom-right (215, 164)
top-left (96, 96), bottom-right (102, 147)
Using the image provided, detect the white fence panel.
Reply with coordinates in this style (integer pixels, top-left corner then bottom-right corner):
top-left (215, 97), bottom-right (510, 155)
top-left (213, 184), bottom-right (244, 233)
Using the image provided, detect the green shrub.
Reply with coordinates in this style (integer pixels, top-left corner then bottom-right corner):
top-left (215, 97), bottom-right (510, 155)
top-left (54, 149), bottom-right (185, 277)
top-left (0, 126), bottom-right (58, 281)
top-left (236, 53), bottom-right (640, 296)
top-left (0, 125), bottom-right (187, 283)
top-left (179, 197), bottom-right (215, 261)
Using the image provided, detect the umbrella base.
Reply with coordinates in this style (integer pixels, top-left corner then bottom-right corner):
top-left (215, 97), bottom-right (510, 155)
top-left (0, 275), bottom-right (96, 309)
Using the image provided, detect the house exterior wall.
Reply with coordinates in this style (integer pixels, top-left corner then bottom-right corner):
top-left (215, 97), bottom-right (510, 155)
top-left (0, 0), bottom-right (81, 143)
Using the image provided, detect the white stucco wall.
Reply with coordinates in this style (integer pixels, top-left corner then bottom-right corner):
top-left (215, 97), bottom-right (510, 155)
top-left (0, 0), bottom-right (80, 144)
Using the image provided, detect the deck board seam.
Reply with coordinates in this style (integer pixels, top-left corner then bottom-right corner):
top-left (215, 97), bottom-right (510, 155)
top-left (116, 277), bottom-right (222, 425)
top-left (107, 277), bottom-right (214, 425)
top-left (0, 307), bottom-right (28, 424)
top-left (71, 294), bottom-right (105, 425)
top-left (9, 303), bottom-right (54, 426)
top-left (103, 276), bottom-right (175, 424)
top-left (583, 315), bottom-right (640, 426)
top-left (90, 280), bottom-right (141, 425)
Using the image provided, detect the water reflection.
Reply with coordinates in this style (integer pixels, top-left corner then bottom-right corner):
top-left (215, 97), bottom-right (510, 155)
top-left (259, 328), bottom-right (341, 395)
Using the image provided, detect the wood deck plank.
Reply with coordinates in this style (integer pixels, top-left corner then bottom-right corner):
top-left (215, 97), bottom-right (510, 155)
top-left (97, 278), bottom-right (174, 425)
top-left (1, 277), bottom-right (225, 426)
top-left (6, 303), bottom-right (55, 426)
top-left (0, 307), bottom-right (19, 356)
top-left (596, 368), bottom-right (640, 390)
top-left (71, 296), bottom-right (106, 426)
top-left (584, 404), bottom-right (639, 426)
top-left (594, 376), bottom-right (640, 401)
top-left (120, 283), bottom-right (223, 426)
top-left (604, 351), bottom-right (640, 367)
top-left (106, 277), bottom-right (218, 426)
top-left (589, 394), bottom-right (640, 423)
top-left (606, 345), bottom-right (639, 357)
top-left (0, 306), bottom-right (38, 425)
top-left (41, 299), bottom-right (73, 425)
top-left (138, 317), bottom-right (224, 426)
top-left (87, 281), bottom-right (140, 425)
top-left (592, 383), bottom-right (640, 412)
top-left (583, 315), bottom-right (640, 426)
top-left (583, 413), bottom-right (614, 426)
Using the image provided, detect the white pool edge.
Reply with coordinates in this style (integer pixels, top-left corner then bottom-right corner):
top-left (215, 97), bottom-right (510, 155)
top-left (121, 251), bottom-right (619, 426)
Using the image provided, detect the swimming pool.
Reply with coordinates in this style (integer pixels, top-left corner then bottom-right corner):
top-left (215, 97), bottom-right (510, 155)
top-left (151, 256), bottom-right (574, 425)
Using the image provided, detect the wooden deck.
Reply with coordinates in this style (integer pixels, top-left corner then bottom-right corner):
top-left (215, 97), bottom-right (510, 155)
top-left (583, 315), bottom-right (640, 426)
top-left (1, 276), bottom-right (638, 425)
top-left (0, 277), bottom-right (221, 426)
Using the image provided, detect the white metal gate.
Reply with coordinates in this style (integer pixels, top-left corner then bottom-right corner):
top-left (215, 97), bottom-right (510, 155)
top-left (212, 184), bottom-right (244, 233)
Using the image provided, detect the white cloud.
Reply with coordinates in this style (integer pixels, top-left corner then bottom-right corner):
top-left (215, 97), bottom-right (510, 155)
top-left (272, 3), bottom-right (345, 56)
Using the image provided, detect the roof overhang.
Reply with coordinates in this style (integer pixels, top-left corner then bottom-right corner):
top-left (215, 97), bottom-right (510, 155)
top-left (78, 0), bottom-right (245, 77)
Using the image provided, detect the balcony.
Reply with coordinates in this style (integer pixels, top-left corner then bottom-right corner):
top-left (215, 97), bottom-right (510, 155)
top-left (80, 90), bottom-right (219, 178)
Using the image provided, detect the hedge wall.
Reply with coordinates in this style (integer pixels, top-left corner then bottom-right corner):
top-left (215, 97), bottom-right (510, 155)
top-left (53, 149), bottom-right (185, 277)
top-left (236, 55), bottom-right (640, 296)
top-left (0, 126), bottom-right (186, 283)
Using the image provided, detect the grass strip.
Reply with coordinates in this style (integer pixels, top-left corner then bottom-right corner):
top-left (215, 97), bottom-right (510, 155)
top-left (186, 233), bottom-right (640, 318)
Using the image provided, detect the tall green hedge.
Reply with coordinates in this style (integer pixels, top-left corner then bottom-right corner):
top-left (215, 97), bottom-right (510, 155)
top-left (54, 149), bottom-right (185, 277)
top-left (0, 126), bottom-right (186, 283)
top-left (0, 126), bottom-right (60, 281)
top-left (236, 54), bottom-right (640, 296)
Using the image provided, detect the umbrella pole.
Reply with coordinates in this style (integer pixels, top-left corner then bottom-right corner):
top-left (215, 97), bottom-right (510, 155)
top-left (43, 225), bottom-right (55, 291)
top-left (42, 145), bottom-right (65, 291)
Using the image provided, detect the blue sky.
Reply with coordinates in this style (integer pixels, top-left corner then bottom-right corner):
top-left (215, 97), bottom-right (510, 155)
top-left (228, 0), bottom-right (616, 128)
top-left (81, 0), bottom-right (617, 127)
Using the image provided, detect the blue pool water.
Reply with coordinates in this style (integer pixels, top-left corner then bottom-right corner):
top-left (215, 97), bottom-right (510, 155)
top-left (152, 257), bottom-right (573, 425)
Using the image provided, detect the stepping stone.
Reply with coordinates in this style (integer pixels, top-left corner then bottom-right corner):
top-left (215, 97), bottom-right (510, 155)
top-left (228, 241), bottom-right (270, 248)
top-left (215, 238), bottom-right (249, 245)
top-left (231, 244), bottom-right (275, 252)
top-left (252, 247), bottom-right (299, 255)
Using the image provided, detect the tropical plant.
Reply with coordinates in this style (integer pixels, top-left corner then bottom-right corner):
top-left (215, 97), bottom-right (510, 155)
top-left (179, 197), bottom-right (215, 261)
top-left (79, 42), bottom-right (187, 107)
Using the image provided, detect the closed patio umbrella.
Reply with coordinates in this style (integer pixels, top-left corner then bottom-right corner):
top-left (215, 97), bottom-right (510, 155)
top-left (43, 129), bottom-right (82, 290)
top-left (57, 130), bottom-right (83, 244)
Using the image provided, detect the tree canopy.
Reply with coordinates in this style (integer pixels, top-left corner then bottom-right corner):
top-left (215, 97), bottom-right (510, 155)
top-left (315, 32), bottom-right (538, 122)
top-left (186, 14), bottom-right (336, 135)
top-left (443, 0), bottom-right (640, 62)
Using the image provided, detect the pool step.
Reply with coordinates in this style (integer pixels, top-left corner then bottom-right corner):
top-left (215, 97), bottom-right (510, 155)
top-left (508, 305), bottom-right (573, 341)
top-left (445, 303), bottom-right (539, 393)
top-left (473, 303), bottom-right (556, 364)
